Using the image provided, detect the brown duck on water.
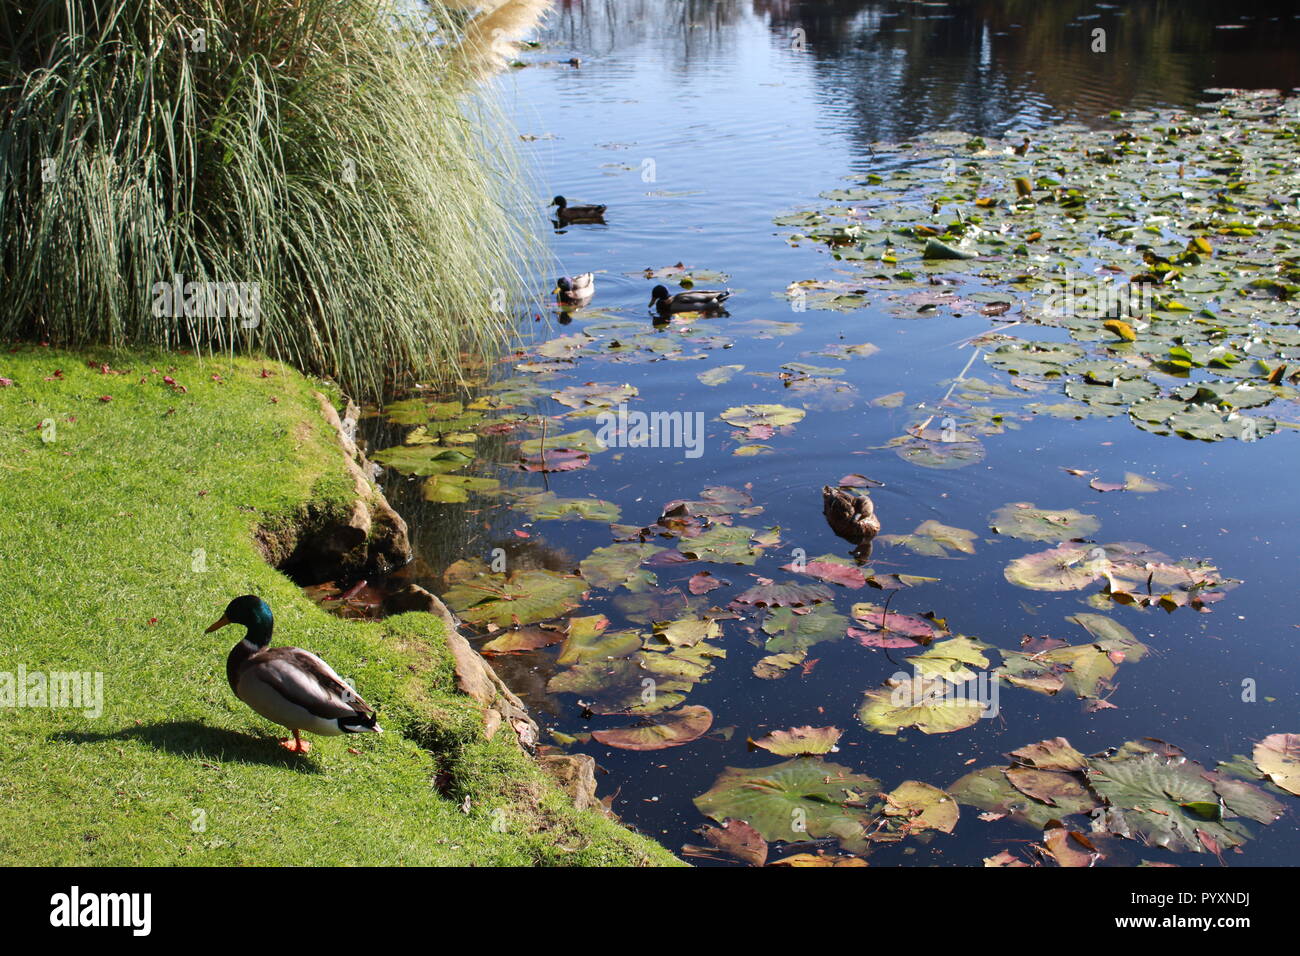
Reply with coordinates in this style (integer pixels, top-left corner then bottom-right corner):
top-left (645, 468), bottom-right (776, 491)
top-left (822, 485), bottom-right (880, 558)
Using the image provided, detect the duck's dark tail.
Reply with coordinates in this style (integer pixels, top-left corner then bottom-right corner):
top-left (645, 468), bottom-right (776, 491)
top-left (340, 711), bottom-right (382, 734)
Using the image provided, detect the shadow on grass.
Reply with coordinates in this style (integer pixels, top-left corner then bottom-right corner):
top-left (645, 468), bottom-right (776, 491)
top-left (52, 721), bottom-right (323, 772)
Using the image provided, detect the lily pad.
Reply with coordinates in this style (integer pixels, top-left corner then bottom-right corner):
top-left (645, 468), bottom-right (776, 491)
top-left (859, 674), bottom-right (987, 735)
top-left (1253, 733), bottom-right (1300, 797)
top-left (422, 474), bottom-right (500, 503)
top-left (750, 726), bottom-right (842, 756)
top-left (988, 503), bottom-right (1100, 542)
top-left (882, 781), bottom-right (960, 834)
top-left (591, 705), bottom-right (714, 751)
top-left (579, 542), bottom-right (663, 592)
top-left (512, 492), bottom-right (621, 522)
top-left (694, 757), bottom-right (880, 844)
top-left (879, 520), bottom-right (978, 557)
top-left (442, 569), bottom-right (588, 628)
top-left (718, 404), bottom-right (806, 429)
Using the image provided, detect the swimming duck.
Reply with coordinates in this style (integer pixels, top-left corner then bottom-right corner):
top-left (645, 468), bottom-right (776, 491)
top-left (649, 284), bottom-right (732, 316)
top-left (822, 485), bottom-right (880, 557)
top-left (555, 273), bottom-right (595, 306)
top-left (206, 595), bottom-right (381, 753)
top-left (550, 195), bottom-right (606, 223)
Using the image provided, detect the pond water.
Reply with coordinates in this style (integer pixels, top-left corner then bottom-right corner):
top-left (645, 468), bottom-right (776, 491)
top-left (363, 1), bottom-right (1300, 865)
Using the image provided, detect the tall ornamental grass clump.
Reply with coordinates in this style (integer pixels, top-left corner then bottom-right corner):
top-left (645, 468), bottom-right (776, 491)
top-left (0, 0), bottom-right (546, 397)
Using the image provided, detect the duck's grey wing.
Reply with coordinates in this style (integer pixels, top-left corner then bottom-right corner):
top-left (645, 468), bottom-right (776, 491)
top-left (242, 647), bottom-right (373, 720)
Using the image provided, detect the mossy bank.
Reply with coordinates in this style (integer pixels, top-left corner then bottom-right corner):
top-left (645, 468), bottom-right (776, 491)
top-left (0, 345), bottom-right (679, 866)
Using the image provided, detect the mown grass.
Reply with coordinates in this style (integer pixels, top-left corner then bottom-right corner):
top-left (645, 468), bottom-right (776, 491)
top-left (0, 0), bottom-right (545, 399)
top-left (0, 345), bottom-right (678, 865)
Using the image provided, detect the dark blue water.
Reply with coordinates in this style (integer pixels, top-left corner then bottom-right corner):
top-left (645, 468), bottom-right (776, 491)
top-left (376, 0), bottom-right (1300, 865)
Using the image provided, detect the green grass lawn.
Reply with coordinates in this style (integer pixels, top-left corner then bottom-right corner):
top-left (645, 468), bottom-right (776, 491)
top-left (0, 345), bottom-right (678, 865)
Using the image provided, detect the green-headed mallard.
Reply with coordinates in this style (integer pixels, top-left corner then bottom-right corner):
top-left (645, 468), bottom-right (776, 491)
top-left (206, 595), bottom-right (381, 753)
top-left (822, 485), bottom-right (880, 557)
top-left (550, 195), bottom-right (606, 223)
top-left (555, 273), bottom-right (595, 306)
top-left (649, 284), bottom-right (732, 316)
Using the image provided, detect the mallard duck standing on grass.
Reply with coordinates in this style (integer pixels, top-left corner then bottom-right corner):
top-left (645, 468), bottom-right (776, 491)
top-left (206, 595), bottom-right (381, 754)
top-left (550, 195), bottom-right (606, 223)
top-left (649, 284), bottom-right (732, 317)
top-left (555, 273), bottom-right (595, 306)
top-left (822, 485), bottom-right (880, 557)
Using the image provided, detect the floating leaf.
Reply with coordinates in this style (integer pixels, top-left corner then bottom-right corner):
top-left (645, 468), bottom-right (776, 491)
top-left (1009, 737), bottom-right (1089, 772)
top-left (781, 558), bottom-right (869, 589)
top-left (579, 542), bottom-right (663, 592)
top-left (762, 604), bottom-right (850, 656)
top-left (518, 428), bottom-right (608, 455)
top-left (591, 705), bottom-right (713, 751)
top-left (850, 603), bottom-right (946, 645)
top-left (879, 520), bottom-right (978, 557)
top-left (894, 435), bottom-right (986, 470)
top-left (694, 758), bottom-right (880, 844)
top-left (1253, 734), bottom-right (1300, 797)
top-left (518, 448), bottom-right (590, 472)
top-left (882, 781), bottom-right (960, 834)
top-left (683, 819), bottom-right (767, 867)
top-left (556, 619), bottom-right (642, 666)
top-left (751, 726), bottom-right (842, 756)
top-left (1087, 752), bottom-right (1253, 854)
top-left (652, 616), bottom-right (722, 648)
top-left (678, 524), bottom-right (767, 565)
top-left (753, 651), bottom-right (807, 679)
top-left (481, 624), bottom-right (565, 654)
top-left (372, 444), bottom-right (474, 476)
top-left (905, 636), bottom-right (992, 682)
top-left (423, 474), bottom-right (500, 503)
top-left (698, 364), bottom-right (744, 386)
top-left (731, 580), bottom-right (833, 608)
top-left (719, 403), bottom-right (806, 429)
top-left (859, 674), bottom-right (986, 735)
top-left (512, 492), bottom-right (621, 522)
top-left (442, 569), bottom-right (588, 628)
top-left (988, 503), bottom-right (1100, 542)
top-left (550, 382), bottom-right (638, 409)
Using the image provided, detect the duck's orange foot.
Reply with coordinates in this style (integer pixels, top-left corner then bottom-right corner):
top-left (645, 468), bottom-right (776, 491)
top-left (279, 735), bottom-right (311, 754)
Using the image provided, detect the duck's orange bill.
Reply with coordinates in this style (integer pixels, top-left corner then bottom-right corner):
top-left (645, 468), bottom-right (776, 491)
top-left (205, 615), bottom-right (230, 633)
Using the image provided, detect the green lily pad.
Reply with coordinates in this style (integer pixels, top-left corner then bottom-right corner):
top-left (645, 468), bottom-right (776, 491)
top-left (677, 525), bottom-right (766, 565)
top-left (511, 492), bottom-right (621, 522)
top-left (422, 474), bottom-right (500, 503)
top-left (579, 542), bottom-right (663, 592)
top-left (859, 674), bottom-right (987, 735)
top-left (1086, 752), bottom-right (1254, 854)
top-left (697, 364), bottom-right (744, 386)
top-left (694, 757), bottom-right (880, 845)
top-left (442, 569), bottom-right (588, 628)
top-left (719, 403), bottom-right (806, 428)
top-left (761, 604), bottom-right (850, 656)
top-left (882, 781), bottom-right (960, 834)
top-left (989, 503), bottom-right (1100, 542)
top-left (879, 520), bottom-right (978, 557)
top-left (371, 444), bottom-right (474, 476)
top-left (750, 726), bottom-right (843, 756)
